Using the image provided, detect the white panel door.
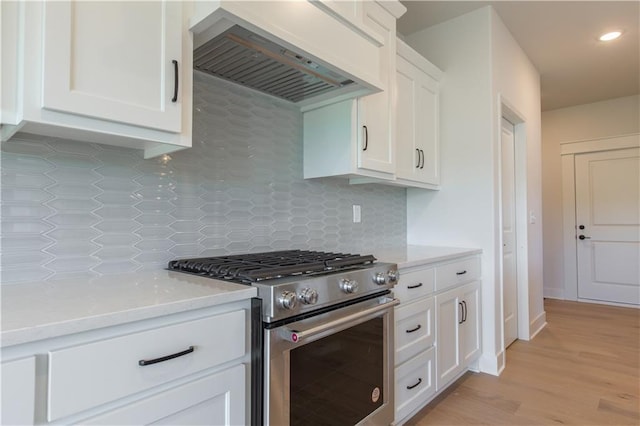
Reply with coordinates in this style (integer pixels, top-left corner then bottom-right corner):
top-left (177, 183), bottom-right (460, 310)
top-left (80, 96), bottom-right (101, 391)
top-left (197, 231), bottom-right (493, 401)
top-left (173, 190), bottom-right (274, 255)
top-left (501, 118), bottom-right (518, 347)
top-left (42, 1), bottom-right (182, 132)
top-left (575, 148), bottom-right (640, 305)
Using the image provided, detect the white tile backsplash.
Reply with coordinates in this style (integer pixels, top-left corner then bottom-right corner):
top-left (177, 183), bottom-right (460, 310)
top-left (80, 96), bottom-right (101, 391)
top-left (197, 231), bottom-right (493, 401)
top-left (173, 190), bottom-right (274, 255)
top-left (1, 72), bottom-right (407, 284)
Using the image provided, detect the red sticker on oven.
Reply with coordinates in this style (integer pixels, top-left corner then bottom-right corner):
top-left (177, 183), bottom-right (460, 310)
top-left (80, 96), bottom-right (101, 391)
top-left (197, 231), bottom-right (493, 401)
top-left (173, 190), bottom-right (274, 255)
top-left (371, 387), bottom-right (380, 403)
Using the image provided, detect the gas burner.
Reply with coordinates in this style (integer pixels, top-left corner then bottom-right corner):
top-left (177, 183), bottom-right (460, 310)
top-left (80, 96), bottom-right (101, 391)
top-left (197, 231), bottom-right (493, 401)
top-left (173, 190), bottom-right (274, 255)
top-left (168, 250), bottom-right (377, 283)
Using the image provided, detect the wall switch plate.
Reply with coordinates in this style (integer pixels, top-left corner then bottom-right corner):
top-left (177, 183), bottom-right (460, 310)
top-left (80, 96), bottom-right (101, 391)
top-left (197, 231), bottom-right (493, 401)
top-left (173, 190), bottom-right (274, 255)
top-left (353, 205), bottom-right (361, 223)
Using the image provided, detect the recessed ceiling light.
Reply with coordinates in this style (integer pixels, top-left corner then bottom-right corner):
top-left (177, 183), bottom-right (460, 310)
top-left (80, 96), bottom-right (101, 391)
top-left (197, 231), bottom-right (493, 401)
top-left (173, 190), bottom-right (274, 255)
top-left (599, 31), bottom-right (622, 41)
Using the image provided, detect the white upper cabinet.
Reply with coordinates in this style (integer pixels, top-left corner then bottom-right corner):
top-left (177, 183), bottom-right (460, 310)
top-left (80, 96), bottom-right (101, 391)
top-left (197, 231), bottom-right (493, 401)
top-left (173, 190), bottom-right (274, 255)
top-left (1, 0), bottom-right (193, 159)
top-left (42, 1), bottom-right (182, 132)
top-left (302, 1), bottom-right (403, 181)
top-left (357, 1), bottom-right (397, 175)
top-left (395, 39), bottom-right (443, 189)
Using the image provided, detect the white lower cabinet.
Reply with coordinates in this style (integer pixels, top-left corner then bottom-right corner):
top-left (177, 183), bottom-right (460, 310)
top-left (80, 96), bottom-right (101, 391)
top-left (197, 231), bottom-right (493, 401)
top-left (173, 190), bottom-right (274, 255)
top-left (393, 253), bottom-right (481, 425)
top-left (1, 356), bottom-right (36, 425)
top-left (79, 364), bottom-right (245, 425)
top-left (395, 347), bottom-right (435, 422)
top-left (435, 281), bottom-right (481, 390)
top-left (0, 300), bottom-right (251, 425)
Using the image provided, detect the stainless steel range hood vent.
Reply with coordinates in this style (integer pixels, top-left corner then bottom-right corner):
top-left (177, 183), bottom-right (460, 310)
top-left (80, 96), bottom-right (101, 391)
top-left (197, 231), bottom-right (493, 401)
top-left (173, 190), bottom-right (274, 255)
top-left (193, 26), bottom-right (355, 103)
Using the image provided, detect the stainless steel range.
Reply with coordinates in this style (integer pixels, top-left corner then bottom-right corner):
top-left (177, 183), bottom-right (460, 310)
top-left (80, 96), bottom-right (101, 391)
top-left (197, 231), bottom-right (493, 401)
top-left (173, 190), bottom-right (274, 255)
top-left (168, 250), bottom-right (399, 426)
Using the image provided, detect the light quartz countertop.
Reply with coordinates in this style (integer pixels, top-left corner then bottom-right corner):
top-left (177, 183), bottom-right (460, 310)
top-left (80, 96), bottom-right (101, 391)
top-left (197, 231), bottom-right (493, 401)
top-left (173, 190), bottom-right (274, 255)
top-left (373, 245), bottom-right (482, 269)
top-left (1, 245), bottom-right (480, 348)
top-left (0, 271), bottom-right (256, 348)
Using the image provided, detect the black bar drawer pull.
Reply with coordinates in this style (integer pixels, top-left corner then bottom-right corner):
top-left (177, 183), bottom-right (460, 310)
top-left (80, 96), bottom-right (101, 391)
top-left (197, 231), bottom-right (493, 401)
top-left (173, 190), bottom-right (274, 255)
top-left (456, 270), bottom-right (467, 276)
top-left (406, 324), bottom-right (422, 334)
top-left (406, 378), bottom-right (422, 390)
top-left (407, 282), bottom-right (423, 289)
top-left (139, 346), bottom-right (194, 366)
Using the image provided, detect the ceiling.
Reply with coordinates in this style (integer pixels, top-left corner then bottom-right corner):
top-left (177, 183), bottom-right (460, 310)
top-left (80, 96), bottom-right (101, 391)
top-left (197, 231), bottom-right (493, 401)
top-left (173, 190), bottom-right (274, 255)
top-left (397, 1), bottom-right (640, 111)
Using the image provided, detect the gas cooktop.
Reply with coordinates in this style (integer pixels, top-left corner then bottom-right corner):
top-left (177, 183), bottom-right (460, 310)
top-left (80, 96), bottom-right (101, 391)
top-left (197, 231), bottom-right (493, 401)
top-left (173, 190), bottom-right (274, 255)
top-left (168, 249), bottom-right (398, 322)
top-left (168, 249), bottom-right (377, 283)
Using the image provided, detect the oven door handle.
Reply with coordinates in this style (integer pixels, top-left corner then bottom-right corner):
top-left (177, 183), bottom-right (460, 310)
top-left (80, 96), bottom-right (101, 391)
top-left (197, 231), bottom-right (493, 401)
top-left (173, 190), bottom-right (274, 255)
top-left (280, 297), bottom-right (399, 343)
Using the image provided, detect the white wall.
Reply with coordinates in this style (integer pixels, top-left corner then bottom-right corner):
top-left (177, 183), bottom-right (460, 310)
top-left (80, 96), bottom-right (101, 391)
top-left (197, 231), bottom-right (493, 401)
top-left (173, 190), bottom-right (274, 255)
top-left (490, 8), bottom-right (544, 345)
top-left (541, 95), bottom-right (640, 299)
top-left (406, 6), bottom-right (542, 376)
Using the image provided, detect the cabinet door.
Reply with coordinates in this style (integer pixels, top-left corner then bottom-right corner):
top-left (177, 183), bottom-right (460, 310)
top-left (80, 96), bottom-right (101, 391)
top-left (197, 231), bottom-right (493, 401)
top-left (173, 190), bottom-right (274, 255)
top-left (42, 1), bottom-right (182, 132)
top-left (460, 282), bottom-right (481, 365)
top-left (435, 287), bottom-right (462, 390)
top-left (80, 364), bottom-right (246, 425)
top-left (1, 357), bottom-right (35, 425)
top-left (356, 3), bottom-right (395, 175)
top-left (415, 72), bottom-right (440, 185)
top-left (395, 54), bottom-right (419, 180)
top-left (395, 53), bottom-right (440, 185)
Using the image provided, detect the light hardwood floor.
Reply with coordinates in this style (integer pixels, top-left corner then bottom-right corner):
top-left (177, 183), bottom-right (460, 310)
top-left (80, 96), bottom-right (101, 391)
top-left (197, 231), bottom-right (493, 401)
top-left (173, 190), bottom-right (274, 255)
top-left (406, 299), bottom-right (640, 425)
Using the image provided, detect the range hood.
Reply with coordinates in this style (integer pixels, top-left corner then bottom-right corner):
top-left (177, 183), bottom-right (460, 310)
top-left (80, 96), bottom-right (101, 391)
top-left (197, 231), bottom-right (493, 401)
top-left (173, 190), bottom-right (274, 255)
top-left (189, 1), bottom-right (385, 108)
top-left (194, 26), bottom-right (355, 104)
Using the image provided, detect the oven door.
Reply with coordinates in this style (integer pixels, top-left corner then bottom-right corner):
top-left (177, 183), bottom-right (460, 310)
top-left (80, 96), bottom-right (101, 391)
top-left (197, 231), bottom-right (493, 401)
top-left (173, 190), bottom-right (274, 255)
top-left (264, 294), bottom-right (399, 426)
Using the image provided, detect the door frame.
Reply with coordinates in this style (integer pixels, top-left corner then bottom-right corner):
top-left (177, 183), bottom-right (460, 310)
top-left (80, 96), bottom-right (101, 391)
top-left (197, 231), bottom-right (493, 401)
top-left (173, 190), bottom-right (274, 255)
top-left (560, 133), bottom-right (640, 302)
top-left (497, 98), bottom-right (531, 348)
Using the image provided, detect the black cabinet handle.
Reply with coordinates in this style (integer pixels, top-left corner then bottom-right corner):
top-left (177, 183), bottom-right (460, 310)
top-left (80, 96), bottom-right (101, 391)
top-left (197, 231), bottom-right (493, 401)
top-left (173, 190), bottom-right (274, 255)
top-left (406, 378), bottom-right (422, 390)
top-left (578, 225), bottom-right (585, 230)
top-left (416, 148), bottom-right (421, 168)
top-left (458, 302), bottom-right (464, 324)
top-left (419, 149), bottom-right (425, 169)
top-left (456, 270), bottom-right (467, 276)
top-left (171, 60), bottom-right (179, 103)
top-left (407, 282), bottom-right (423, 289)
top-left (362, 126), bottom-right (368, 151)
top-left (406, 324), bottom-right (422, 333)
top-left (462, 300), bottom-right (467, 323)
top-left (139, 346), bottom-right (194, 366)
top-left (578, 235), bottom-right (591, 240)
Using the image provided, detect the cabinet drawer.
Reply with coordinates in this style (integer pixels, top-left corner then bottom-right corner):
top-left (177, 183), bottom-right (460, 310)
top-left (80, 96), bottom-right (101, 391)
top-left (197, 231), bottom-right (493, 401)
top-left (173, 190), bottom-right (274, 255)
top-left (79, 364), bottom-right (246, 425)
top-left (395, 346), bottom-right (435, 423)
top-left (395, 297), bottom-right (434, 365)
top-left (48, 309), bottom-right (246, 421)
top-left (435, 256), bottom-right (480, 292)
top-left (394, 268), bottom-right (434, 303)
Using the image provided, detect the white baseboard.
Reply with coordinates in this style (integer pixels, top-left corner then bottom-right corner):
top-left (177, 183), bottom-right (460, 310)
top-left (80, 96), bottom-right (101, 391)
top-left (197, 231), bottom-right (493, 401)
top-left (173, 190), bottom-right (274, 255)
top-left (578, 298), bottom-right (640, 309)
top-left (529, 310), bottom-right (547, 339)
top-left (543, 287), bottom-right (564, 299)
top-left (478, 353), bottom-right (501, 376)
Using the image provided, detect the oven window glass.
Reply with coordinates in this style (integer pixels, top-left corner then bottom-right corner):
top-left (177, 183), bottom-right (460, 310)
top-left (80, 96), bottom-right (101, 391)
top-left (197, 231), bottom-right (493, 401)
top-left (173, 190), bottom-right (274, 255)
top-left (289, 317), bottom-right (383, 425)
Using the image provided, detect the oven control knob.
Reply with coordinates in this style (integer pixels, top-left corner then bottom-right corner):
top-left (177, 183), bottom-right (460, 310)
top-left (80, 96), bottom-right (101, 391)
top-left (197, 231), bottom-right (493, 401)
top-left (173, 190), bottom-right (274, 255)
top-left (299, 288), bottom-right (319, 305)
top-left (339, 278), bottom-right (359, 294)
top-left (373, 272), bottom-right (389, 285)
top-left (388, 269), bottom-right (400, 283)
top-left (278, 291), bottom-right (298, 310)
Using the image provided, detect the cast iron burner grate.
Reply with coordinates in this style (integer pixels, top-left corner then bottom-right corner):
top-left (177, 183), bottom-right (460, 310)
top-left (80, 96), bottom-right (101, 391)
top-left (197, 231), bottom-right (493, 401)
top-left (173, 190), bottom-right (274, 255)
top-left (168, 250), bottom-right (376, 283)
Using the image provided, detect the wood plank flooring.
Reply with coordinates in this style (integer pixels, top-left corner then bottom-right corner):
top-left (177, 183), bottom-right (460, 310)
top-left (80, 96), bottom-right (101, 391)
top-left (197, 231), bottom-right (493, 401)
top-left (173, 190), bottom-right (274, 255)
top-left (405, 299), bottom-right (640, 425)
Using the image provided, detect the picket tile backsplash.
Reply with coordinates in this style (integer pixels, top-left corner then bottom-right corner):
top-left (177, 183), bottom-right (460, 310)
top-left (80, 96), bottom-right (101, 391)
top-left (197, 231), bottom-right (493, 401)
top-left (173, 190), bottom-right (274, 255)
top-left (0, 72), bottom-right (407, 284)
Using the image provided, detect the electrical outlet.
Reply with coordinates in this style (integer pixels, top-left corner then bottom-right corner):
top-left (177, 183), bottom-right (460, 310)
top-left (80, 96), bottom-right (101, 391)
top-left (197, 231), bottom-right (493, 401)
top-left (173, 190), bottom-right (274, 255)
top-left (353, 205), bottom-right (361, 223)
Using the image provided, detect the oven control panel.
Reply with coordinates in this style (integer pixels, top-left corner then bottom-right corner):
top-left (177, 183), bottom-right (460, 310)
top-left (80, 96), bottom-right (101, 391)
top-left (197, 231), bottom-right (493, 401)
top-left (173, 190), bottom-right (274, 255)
top-left (263, 263), bottom-right (399, 321)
